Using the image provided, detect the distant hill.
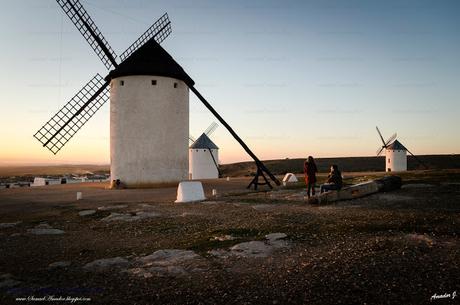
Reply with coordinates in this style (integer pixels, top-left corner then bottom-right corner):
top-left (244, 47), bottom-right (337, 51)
top-left (1, 154), bottom-right (459, 179)
top-left (220, 154), bottom-right (460, 177)
top-left (0, 164), bottom-right (109, 178)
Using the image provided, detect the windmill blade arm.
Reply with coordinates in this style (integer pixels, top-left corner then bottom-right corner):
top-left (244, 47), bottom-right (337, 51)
top-left (206, 146), bottom-right (220, 176)
top-left (406, 148), bottom-right (429, 169)
top-left (376, 126), bottom-right (386, 145)
top-left (189, 135), bottom-right (196, 143)
top-left (34, 74), bottom-right (109, 154)
top-left (376, 146), bottom-right (385, 156)
top-left (56, 0), bottom-right (117, 69)
top-left (189, 85), bottom-right (280, 186)
top-left (119, 13), bottom-right (171, 62)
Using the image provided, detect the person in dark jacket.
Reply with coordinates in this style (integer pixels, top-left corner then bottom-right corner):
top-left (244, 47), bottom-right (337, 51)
top-left (320, 164), bottom-right (343, 193)
top-left (304, 156), bottom-right (318, 198)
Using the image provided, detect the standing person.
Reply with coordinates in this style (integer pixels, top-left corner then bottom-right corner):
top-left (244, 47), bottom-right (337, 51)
top-left (304, 156), bottom-right (318, 198)
top-left (320, 165), bottom-right (343, 193)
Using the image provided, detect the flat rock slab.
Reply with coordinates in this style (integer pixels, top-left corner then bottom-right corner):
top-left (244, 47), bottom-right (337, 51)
top-left (101, 211), bottom-right (160, 222)
top-left (137, 249), bottom-right (199, 266)
top-left (127, 266), bottom-right (188, 278)
top-left (48, 261), bottom-right (71, 269)
top-left (78, 210), bottom-right (96, 216)
top-left (210, 233), bottom-right (289, 258)
top-left (0, 274), bottom-right (21, 288)
top-left (405, 233), bottom-right (434, 246)
top-left (28, 223), bottom-right (64, 235)
top-left (230, 241), bottom-right (274, 258)
top-left (98, 205), bottom-right (128, 211)
top-left (376, 193), bottom-right (414, 202)
top-left (0, 221), bottom-right (22, 228)
top-left (179, 212), bottom-right (203, 217)
top-left (211, 235), bottom-right (236, 241)
top-left (265, 233), bottom-right (287, 242)
top-left (402, 183), bottom-right (435, 189)
top-left (127, 249), bottom-right (203, 278)
top-left (84, 257), bottom-right (129, 271)
top-left (251, 204), bottom-right (281, 211)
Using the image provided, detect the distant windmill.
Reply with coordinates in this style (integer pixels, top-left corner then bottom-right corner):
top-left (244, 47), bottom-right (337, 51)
top-left (375, 126), bottom-right (427, 172)
top-left (189, 122), bottom-right (220, 180)
top-left (33, 0), bottom-right (280, 189)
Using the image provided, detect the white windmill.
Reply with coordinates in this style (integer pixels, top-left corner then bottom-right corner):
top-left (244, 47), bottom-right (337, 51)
top-left (375, 126), bottom-right (427, 172)
top-left (189, 122), bottom-right (220, 180)
top-left (33, 0), bottom-right (280, 190)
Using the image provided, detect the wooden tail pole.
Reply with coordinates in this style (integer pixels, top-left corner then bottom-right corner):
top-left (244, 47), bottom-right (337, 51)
top-left (189, 86), bottom-right (280, 189)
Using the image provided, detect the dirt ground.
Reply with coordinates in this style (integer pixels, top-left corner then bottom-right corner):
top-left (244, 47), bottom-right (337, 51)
top-left (0, 171), bottom-right (459, 305)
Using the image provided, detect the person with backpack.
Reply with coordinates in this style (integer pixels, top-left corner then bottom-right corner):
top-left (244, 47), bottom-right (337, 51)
top-left (303, 156), bottom-right (318, 198)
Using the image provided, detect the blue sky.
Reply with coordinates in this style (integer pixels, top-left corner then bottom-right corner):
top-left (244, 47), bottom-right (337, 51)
top-left (0, 0), bottom-right (459, 164)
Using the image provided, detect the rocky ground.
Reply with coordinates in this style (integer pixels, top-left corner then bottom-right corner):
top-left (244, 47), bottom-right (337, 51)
top-left (0, 171), bottom-right (459, 304)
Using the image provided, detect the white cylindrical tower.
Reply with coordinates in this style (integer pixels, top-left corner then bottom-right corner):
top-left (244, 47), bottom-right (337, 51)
top-left (107, 39), bottom-right (195, 187)
top-left (189, 133), bottom-right (219, 180)
top-left (110, 76), bottom-right (189, 186)
top-left (385, 140), bottom-right (407, 172)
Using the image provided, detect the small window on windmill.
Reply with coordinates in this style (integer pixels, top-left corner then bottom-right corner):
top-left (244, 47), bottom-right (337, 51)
top-left (174, 82), bottom-right (178, 88)
top-left (120, 80), bottom-right (124, 86)
top-left (203, 149), bottom-right (207, 152)
top-left (388, 158), bottom-right (391, 163)
top-left (151, 80), bottom-right (157, 86)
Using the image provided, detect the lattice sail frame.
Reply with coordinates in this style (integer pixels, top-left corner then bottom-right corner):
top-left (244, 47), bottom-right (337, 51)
top-left (34, 74), bottom-right (109, 154)
top-left (56, 0), bottom-right (117, 69)
top-left (119, 13), bottom-right (171, 62)
top-left (204, 122), bottom-right (218, 136)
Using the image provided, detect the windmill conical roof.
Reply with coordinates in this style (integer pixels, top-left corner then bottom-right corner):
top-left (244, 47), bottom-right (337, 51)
top-left (190, 133), bottom-right (218, 149)
top-left (107, 39), bottom-right (194, 86)
top-left (387, 139), bottom-right (407, 151)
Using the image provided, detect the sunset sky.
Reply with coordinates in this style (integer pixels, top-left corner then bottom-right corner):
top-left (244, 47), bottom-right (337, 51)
top-left (1, 0), bottom-right (459, 165)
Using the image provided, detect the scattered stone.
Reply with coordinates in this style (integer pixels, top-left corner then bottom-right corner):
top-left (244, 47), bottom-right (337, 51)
top-left (101, 211), bottom-right (160, 222)
top-left (138, 204), bottom-right (156, 209)
top-left (180, 212), bottom-right (203, 217)
top-left (97, 205), bottom-right (128, 211)
top-left (83, 257), bottom-right (129, 271)
top-left (209, 233), bottom-right (290, 259)
top-left (376, 193), bottom-right (414, 202)
top-left (402, 183), bottom-right (435, 189)
top-left (48, 261), bottom-right (71, 269)
top-left (405, 233), bottom-right (434, 247)
top-left (252, 204), bottom-right (277, 211)
top-left (148, 266), bottom-right (187, 276)
top-left (78, 210), bottom-right (96, 216)
top-left (125, 250), bottom-right (202, 278)
top-left (202, 201), bottom-right (220, 205)
top-left (211, 235), bottom-right (236, 241)
top-left (137, 249), bottom-right (199, 266)
top-left (265, 233), bottom-right (287, 242)
top-left (27, 223), bottom-right (64, 235)
top-left (230, 241), bottom-right (273, 258)
top-left (126, 268), bottom-right (153, 278)
top-left (0, 274), bottom-right (21, 288)
top-left (208, 249), bottom-right (230, 258)
top-left (0, 221), bottom-right (22, 228)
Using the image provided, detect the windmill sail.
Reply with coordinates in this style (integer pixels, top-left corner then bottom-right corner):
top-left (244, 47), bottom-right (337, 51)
top-left (34, 74), bottom-right (109, 154)
top-left (119, 13), bottom-right (171, 62)
top-left (204, 122), bottom-right (218, 137)
top-left (56, 0), bottom-right (117, 69)
top-left (385, 133), bottom-right (397, 146)
top-left (376, 126), bottom-right (386, 145)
